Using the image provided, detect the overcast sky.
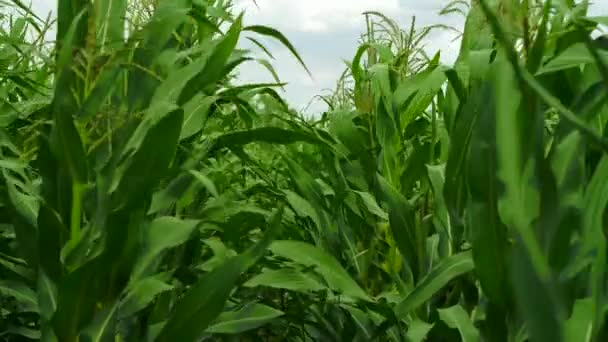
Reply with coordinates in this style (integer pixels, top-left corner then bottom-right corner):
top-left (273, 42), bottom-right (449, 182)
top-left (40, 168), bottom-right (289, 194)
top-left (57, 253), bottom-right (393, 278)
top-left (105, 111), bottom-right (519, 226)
top-left (28, 0), bottom-right (608, 113)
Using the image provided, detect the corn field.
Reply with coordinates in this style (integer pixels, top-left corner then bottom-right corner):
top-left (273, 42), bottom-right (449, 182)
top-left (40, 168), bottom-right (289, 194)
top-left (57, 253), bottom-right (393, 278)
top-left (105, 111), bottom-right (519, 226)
top-left (1, 0), bottom-right (608, 340)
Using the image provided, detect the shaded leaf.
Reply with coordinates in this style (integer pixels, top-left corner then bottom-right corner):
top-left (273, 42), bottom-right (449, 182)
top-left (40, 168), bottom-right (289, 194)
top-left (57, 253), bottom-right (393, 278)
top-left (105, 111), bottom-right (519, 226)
top-left (269, 240), bottom-right (371, 301)
top-left (244, 268), bottom-right (326, 293)
top-left (437, 305), bottom-right (479, 342)
top-left (395, 251), bottom-right (474, 317)
top-left (206, 303), bottom-right (284, 334)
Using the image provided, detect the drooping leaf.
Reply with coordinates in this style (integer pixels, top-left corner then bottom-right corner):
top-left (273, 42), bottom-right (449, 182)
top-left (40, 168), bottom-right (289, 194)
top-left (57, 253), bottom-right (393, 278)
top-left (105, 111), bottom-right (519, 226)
top-left (189, 170), bottom-right (219, 198)
top-left (0, 280), bottom-right (38, 313)
top-left (394, 251), bottom-right (474, 317)
top-left (131, 217), bottom-right (200, 281)
top-left (199, 238), bottom-right (237, 272)
top-left (269, 240), bottom-right (371, 301)
top-left (406, 320), bottom-right (435, 342)
top-left (180, 95), bottom-right (218, 140)
top-left (537, 43), bottom-right (608, 75)
top-left (120, 275), bottom-right (174, 318)
top-left (437, 305), bottom-right (480, 342)
top-left (244, 267), bottom-right (326, 293)
top-left (215, 127), bottom-right (326, 149)
top-left (206, 303), bottom-right (284, 334)
top-left (243, 25), bottom-right (311, 76)
top-left (354, 190), bottom-right (388, 221)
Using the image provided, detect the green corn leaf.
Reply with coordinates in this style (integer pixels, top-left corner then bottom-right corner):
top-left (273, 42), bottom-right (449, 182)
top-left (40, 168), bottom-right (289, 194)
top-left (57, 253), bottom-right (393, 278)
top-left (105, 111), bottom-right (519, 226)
top-left (56, 0), bottom-right (89, 43)
top-left (244, 268), bottom-right (326, 293)
top-left (117, 102), bottom-right (179, 163)
top-left (214, 127), bottom-right (326, 149)
top-left (111, 108), bottom-right (184, 208)
top-left (0, 253), bottom-right (33, 283)
top-left (178, 15), bottom-right (243, 105)
top-left (538, 43), bottom-right (608, 75)
top-left (466, 75), bottom-right (511, 311)
top-left (341, 305), bottom-right (375, 340)
top-left (284, 189), bottom-right (322, 229)
top-left (147, 173), bottom-right (196, 214)
top-left (130, 217), bottom-right (200, 281)
top-left (199, 238), bottom-right (237, 272)
top-left (52, 9), bottom-right (88, 184)
top-left (77, 62), bottom-right (122, 121)
top-left (427, 165), bottom-right (450, 245)
top-left (511, 242), bottom-right (563, 342)
top-left (206, 303), bottom-right (284, 334)
top-left (564, 298), bottom-right (594, 342)
top-left (394, 251), bottom-right (474, 318)
top-left (189, 170), bottom-right (219, 198)
top-left (6, 181), bottom-right (39, 269)
top-left (490, 44), bottom-right (563, 342)
top-left (377, 176), bottom-right (422, 283)
top-left (5, 174), bottom-right (38, 227)
top-left (443, 78), bottom-right (480, 227)
top-left (37, 270), bottom-right (58, 322)
top-left (51, 266), bottom-right (100, 342)
top-left (79, 302), bottom-right (119, 342)
top-left (120, 275), bottom-right (174, 318)
top-left (393, 66), bottom-right (446, 126)
top-left (180, 95), bottom-right (218, 140)
top-left (243, 25), bottom-right (311, 76)
top-left (269, 240), bottom-right (371, 301)
top-left (155, 206), bottom-right (284, 342)
top-left (149, 50), bottom-right (211, 106)
top-left (221, 207), bottom-right (270, 246)
top-left (406, 320), bottom-right (435, 342)
top-left (581, 157), bottom-right (608, 338)
top-left (127, 2), bottom-right (191, 110)
top-left (437, 305), bottom-right (480, 342)
top-left (0, 279), bottom-right (38, 313)
top-left (246, 37), bottom-right (275, 59)
top-left (0, 326), bottom-right (40, 340)
top-left (354, 190), bottom-right (388, 221)
top-left (254, 58), bottom-right (284, 87)
top-left (37, 205), bottom-right (65, 274)
top-left (328, 110), bottom-right (368, 155)
top-left (350, 43), bottom-right (371, 83)
top-left (478, 0), bottom-right (608, 152)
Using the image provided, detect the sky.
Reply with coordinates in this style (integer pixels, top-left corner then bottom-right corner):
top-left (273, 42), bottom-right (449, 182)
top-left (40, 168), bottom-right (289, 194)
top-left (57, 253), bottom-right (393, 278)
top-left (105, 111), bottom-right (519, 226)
top-left (27, 0), bottom-right (608, 113)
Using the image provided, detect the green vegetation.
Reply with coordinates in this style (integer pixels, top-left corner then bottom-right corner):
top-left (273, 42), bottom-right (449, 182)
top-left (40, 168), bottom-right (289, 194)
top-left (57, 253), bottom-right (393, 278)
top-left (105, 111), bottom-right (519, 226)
top-left (1, 0), bottom-right (608, 340)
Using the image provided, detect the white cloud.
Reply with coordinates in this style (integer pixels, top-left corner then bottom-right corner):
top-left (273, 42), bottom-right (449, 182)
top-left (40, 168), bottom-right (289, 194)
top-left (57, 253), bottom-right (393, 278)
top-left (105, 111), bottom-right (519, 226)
top-left (29, 0), bottom-right (54, 16)
top-left (590, 0), bottom-right (608, 15)
top-left (236, 0), bottom-right (400, 33)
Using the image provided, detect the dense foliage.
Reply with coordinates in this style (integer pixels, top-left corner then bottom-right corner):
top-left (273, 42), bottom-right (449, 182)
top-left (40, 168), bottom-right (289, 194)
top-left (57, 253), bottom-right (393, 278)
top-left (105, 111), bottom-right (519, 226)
top-left (1, 0), bottom-right (608, 340)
